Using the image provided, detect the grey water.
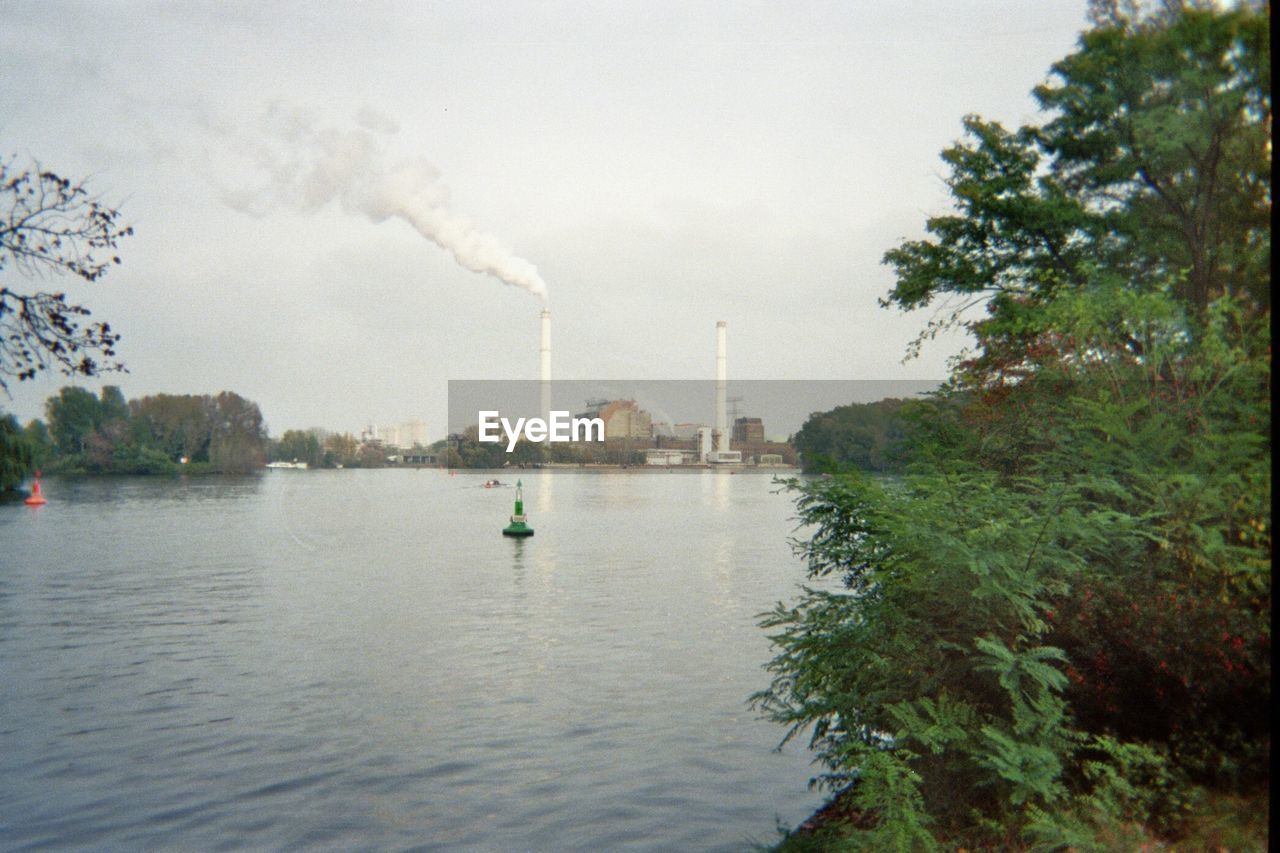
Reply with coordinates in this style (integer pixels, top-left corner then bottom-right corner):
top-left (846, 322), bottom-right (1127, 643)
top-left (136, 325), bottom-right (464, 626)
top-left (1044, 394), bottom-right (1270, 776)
top-left (1, 470), bottom-right (827, 851)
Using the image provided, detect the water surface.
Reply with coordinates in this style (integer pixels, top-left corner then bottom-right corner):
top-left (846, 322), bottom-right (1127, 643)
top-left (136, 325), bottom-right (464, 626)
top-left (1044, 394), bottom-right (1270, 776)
top-left (1, 470), bottom-right (824, 850)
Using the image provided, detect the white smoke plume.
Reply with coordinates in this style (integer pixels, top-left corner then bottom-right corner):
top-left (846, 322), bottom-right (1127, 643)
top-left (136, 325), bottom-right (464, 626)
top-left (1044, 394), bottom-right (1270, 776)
top-left (221, 102), bottom-right (548, 302)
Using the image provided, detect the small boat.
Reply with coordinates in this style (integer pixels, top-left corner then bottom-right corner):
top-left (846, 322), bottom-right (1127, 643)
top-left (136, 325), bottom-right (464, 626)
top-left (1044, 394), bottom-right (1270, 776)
top-left (483, 479), bottom-right (503, 488)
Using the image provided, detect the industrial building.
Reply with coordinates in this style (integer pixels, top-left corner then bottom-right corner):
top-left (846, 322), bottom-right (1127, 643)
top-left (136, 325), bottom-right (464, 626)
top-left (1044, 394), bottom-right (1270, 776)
top-left (495, 314), bottom-right (795, 468)
top-left (732, 417), bottom-right (764, 444)
top-left (576, 398), bottom-right (652, 440)
top-left (363, 419), bottom-right (430, 449)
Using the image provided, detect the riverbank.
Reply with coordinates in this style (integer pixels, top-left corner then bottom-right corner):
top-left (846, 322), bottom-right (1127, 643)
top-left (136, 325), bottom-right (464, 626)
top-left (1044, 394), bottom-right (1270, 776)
top-left (771, 785), bottom-right (1271, 850)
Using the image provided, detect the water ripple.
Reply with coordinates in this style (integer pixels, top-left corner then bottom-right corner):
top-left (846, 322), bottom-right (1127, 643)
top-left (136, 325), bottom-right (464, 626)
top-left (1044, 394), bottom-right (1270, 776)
top-left (0, 471), bottom-right (828, 850)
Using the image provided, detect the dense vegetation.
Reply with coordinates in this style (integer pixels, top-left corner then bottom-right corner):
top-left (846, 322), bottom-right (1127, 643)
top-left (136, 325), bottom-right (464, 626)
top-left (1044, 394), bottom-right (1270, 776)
top-left (3, 386), bottom-right (269, 479)
top-left (0, 411), bottom-right (36, 491)
top-left (756, 4), bottom-right (1270, 849)
top-left (270, 427), bottom-right (396, 469)
top-left (449, 427), bottom-right (653, 468)
top-left (1, 390), bottom-right (439, 489)
top-left (792, 398), bottom-right (912, 474)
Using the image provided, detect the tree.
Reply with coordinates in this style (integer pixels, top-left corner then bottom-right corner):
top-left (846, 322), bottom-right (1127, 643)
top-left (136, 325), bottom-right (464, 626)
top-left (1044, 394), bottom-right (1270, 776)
top-left (1035, 6), bottom-right (1270, 315)
top-left (758, 5), bottom-right (1270, 847)
top-left (792, 397), bottom-right (913, 474)
top-left (0, 411), bottom-right (35, 491)
top-left (98, 385), bottom-right (130, 426)
top-left (454, 425), bottom-right (507, 468)
top-left (323, 431), bottom-right (358, 467)
top-left (0, 157), bottom-right (134, 392)
top-left (207, 391), bottom-right (268, 473)
top-left (130, 393), bottom-right (214, 462)
top-left (22, 418), bottom-right (53, 470)
top-left (45, 385), bottom-right (101, 456)
top-left (356, 442), bottom-right (387, 468)
top-left (882, 5), bottom-right (1269, 379)
top-left (274, 429), bottom-right (323, 467)
top-left (42, 384), bottom-right (131, 469)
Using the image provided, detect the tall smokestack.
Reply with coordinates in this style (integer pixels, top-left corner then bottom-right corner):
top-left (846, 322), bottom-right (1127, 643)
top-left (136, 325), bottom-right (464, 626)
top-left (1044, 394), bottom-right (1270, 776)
top-left (540, 308), bottom-right (551, 422)
top-left (716, 320), bottom-right (728, 453)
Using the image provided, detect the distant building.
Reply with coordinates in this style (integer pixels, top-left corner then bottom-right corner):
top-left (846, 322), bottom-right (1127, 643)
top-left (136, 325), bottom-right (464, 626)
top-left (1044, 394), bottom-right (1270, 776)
top-left (396, 452), bottom-right (442, 466)
top-left (578, 399), bottom-right (652, 440)
top-left (697, 426), bottom-right (713, 461)
top-left (733, 417), bottom-right (764, 444)
top-left (644, 448), bottom-right (685, 466)
top-left (400, 418), bottom-right (429, 448)
top-left (672, 422), bottom-right (704, 440)
top-left (371, 419), bottom-right (430, 449)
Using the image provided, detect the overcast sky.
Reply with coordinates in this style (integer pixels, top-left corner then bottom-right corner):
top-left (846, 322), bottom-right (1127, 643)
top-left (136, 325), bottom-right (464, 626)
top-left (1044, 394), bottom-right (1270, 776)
top-left (1, 1), bottom-right (1089, 437)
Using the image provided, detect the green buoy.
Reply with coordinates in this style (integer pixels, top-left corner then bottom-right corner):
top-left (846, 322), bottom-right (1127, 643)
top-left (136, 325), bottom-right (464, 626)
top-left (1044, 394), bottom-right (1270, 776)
top-left (502, 479), bottom-right (534, 537)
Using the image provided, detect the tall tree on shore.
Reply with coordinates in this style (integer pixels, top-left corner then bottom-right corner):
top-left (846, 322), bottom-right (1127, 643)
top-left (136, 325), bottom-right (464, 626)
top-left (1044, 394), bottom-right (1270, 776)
top-left (882, 4), bottom-right (1269, 379)
top-left (208, 391), bottom-right (268, 473)
top-left (45, 386), bottom-right (102, 456)
top-left (130, 393), bottom-right (215, 462)
top-left (274, 429), bottom-right (324, 467)
top-left (0, 411), bottom-right (35, 491)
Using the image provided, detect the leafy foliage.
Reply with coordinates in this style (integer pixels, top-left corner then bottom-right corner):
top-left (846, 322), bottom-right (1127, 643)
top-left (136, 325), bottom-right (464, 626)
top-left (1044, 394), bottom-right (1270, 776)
top-left (42, 387), bottom-right (269, 474)
top-left (758, 5), bottom-right (1269, 848)
top-left (273, 428), bottom-right (324, 467)
top-left (882, 5), bottom-right (1269, 379)
top-left (0, 157), bottom-right (134, 391)
top-left (0, 411), bottom-right (35, 491)
top-left (792, 398), bottom-right (913, 474)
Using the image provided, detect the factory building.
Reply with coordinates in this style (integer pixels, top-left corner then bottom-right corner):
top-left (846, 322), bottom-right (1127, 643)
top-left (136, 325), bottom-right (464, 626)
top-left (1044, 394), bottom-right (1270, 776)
top-left (644, 448), bottom-right (688, 465)
top-left (362, 419), bottom-right (431, 450)
top-left (577, 399), bottom-right (652, 440)
top-left (732, 417), bottom-right (764, 444)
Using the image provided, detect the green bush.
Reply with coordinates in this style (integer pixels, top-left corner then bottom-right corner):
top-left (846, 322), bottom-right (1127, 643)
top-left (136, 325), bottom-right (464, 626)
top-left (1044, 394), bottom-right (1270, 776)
top-left (755, 290), bottom-right (1270, 847)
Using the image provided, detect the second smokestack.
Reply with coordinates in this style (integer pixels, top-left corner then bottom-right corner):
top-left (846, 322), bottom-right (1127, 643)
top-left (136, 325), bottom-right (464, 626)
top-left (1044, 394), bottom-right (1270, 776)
top-left (540, 308), bottom-right (551, 422)
top-left (716, 320), bottom-right (728, 453)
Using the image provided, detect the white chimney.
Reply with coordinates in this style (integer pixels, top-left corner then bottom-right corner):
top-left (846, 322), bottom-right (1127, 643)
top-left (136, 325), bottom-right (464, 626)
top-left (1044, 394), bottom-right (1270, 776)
top-left (540, 308), bottom-right (551, 422)
top-left (716, 320), bottom-right (728, 453)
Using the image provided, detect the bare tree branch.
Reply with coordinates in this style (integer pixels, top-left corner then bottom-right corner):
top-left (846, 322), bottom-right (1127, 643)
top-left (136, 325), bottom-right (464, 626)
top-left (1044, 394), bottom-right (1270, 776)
top-left (0, 156), bottom-right (133, 393)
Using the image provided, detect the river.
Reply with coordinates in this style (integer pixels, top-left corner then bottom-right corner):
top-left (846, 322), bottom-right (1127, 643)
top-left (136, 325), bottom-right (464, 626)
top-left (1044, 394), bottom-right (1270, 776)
top-left (1, 469), bottom-right (828, 851)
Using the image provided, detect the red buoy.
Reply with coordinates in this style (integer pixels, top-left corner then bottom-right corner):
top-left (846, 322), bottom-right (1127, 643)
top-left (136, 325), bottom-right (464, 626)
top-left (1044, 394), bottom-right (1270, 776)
top-left (24, 470), bottom-right (47, 506)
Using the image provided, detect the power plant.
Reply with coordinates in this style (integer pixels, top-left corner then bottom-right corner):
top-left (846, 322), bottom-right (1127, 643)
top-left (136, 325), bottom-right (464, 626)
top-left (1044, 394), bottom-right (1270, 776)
top-left (533, 313), bottom-right (752, 465)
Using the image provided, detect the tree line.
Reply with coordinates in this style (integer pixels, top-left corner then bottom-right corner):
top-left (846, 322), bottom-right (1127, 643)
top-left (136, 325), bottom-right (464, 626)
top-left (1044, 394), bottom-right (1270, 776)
top-left (2, 386), bottom-right (269, 483)
top-left (792, 398), bottom-right (913, 474)
top-left (1, 388), bottom-right (435, 489)
top-left (448, 425), bottom-right (654, 468)
top-left (758, 4), bottom-right (1269, 849)
top-left (270, 427), bottom-right (416, 469)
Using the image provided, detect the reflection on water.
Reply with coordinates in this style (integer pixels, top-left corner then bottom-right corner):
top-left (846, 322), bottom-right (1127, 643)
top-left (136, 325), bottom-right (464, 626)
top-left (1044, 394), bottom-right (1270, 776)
top-left (1, 470), bottom-right (824, 851)
top-left (533, 469), bottom-right (553, 514)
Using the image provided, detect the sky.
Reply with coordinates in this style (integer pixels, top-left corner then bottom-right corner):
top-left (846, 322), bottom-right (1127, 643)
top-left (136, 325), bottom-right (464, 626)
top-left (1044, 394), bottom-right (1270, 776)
top-left (1, 1), bottom-right (1090, 438)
